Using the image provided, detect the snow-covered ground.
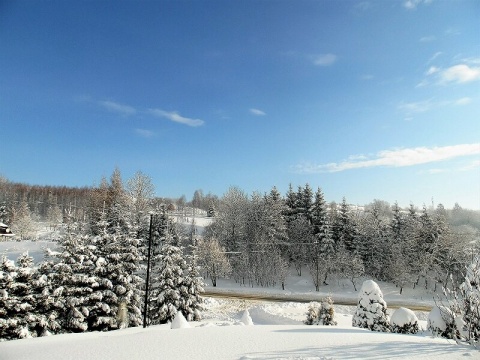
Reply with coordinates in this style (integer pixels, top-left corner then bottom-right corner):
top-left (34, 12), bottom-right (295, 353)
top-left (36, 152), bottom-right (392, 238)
top-left (1, 297), bottom-right (477, 360)
top-left (1, 235), bottom-right (478, 359)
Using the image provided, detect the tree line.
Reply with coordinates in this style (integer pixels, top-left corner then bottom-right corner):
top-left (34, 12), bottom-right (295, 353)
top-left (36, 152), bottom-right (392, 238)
top-left (203, 184), bottom-right (479, 294)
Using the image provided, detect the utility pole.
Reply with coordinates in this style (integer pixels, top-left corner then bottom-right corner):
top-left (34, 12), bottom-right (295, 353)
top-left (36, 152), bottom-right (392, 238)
top-left (143, 213), bottom-right (154, 328)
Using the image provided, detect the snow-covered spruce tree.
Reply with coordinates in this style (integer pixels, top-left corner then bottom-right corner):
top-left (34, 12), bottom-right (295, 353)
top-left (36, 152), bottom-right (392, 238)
top-left (0, 253), bottom-right (60, 340)
top-left (48, 231), bottom-right (118, 333)
top-left (390, 307), bottom-right (419, 334)
top-left (304, 297), bottom-right (337, 326)
top-left (90, 224), bottom-right (144, 329)
top-left (352, 280), bottom-right (390, 332)
top-left (148, 243), bottom-right (203, 324)
top-left (178, 255), bottom-right (204, 322)
top-left (11, 253), bottom-right (49, 339)
top-left (309, 187), bottom-right (334, 291)
top-left (0, 253), bottom-right (40, 340)
top-left (0, 255), bottom-right (20, 340)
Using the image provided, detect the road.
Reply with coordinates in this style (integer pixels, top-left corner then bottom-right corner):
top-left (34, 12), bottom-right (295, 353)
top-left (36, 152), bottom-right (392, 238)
top-left (203, 290), bottom-right (433, 312)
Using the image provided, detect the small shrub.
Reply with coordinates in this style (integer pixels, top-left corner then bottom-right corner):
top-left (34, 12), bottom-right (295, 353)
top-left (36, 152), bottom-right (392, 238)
top-left (390, 307), bottom-right (419, 334)
top-left (428, 306), bottom-right (458, 339)
top-left (304, 297), bottom-right (337, 326)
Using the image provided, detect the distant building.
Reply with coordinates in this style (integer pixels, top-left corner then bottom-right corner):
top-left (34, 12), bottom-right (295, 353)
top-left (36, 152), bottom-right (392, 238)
top-left (0, 222), bottom-right (14, 238)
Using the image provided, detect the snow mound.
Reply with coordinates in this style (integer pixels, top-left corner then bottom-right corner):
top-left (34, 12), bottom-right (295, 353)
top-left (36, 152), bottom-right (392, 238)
top-left (391, 307), bottom-right (418, 327)
top-left (171, 311), bottom-right (190, 329)
top-left (240, 309), bottom-right (254, 326)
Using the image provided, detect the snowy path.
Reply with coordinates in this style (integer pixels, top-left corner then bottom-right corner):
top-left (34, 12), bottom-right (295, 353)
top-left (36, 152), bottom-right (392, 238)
top-left (203, 289), bottom-right (434, 311)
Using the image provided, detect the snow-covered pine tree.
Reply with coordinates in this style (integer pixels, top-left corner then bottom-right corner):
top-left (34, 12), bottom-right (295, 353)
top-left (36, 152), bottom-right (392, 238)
top-left (148, 244), bottom-right (188, 324)
top-left (91, 226), bottom-right (144, 329)
top-left (178, 255), bottom-right (204, 322)
top-left (0, 255), bottom-right (20, 340)
top-left (0, 253), bottom-right (60, 340)
top-left (352, 280), bottom-right (390, 332)
top-left (49, 231), bottom-right (117, 333)
top-left (12, 253), bottom-right (45, 339)
top-left (309, 187), bottom-right (334, 290)
top-left (147, 207), bottom-right (204, 324)
top-left (332, 197), bottom-right (356, 253)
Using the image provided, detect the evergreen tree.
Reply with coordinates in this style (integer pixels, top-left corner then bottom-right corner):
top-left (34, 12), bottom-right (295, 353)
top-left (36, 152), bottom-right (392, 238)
top-left (352, 280), bottom-right (390, 332)
top-left (0, 255), bottom-right (24, 340)
top-left (309, 187), bottom-right (334, 290)
top-left (149, 244), bottom-right (203, 324)
top-left (332, 197), bottom-right (356, 252)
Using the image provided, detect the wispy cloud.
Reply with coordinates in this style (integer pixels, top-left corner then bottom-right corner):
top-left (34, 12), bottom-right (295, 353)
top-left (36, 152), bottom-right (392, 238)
top-left (424, 159), bottom-right (480, 174)
top-left (403, 0), bottom-right (433, 10)
top-left (454, 97), bottom-right (472, 106)
top-left (459, 159), bottom-right (480, 171)
top-left (135, 129), bottom-right (156, 138)
top-left (98, 100), bottom-right (136, 116)
top-left (148, 109), bottom-right (205, 127)
top-left (312, 53), bottom-right (337, 66)
top-left (398, 99), bottom-right (433, 114)
top-left (250, 108), bottom-right (266, 116)
top-left (293, 143), bottom-right (480, 173)
top-left (398, 97), bottom-right (473, 116)
top-left (427, 52), bottom-right (443, 64)
top-left (419, 35), bottom-right (436, 42)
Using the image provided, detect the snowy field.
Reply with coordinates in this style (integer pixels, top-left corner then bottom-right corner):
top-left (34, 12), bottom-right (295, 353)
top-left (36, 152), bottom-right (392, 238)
top-left (1, 297), bottom-right (478, 360)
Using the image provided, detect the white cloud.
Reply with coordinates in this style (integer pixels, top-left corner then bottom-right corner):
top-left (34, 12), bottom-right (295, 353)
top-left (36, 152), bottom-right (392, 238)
top-left (293, 143), bottom-right (480, 173)
top-left (426, 66), bottom-right (439, 75)
top-left (148, 109), bottom-right (204, 127)
top-left (99, 100), bottom-right (136, 116)
top-left (403, 0), bottom-right (432, 10)
top-left (249, 108), bottom-right (266, 116)
top-left (312, 53), bottom-right (337, 66)
top-left (439, 64), bottom-right (480, 84)
top-left (135, 129), bottom-right (155, 138)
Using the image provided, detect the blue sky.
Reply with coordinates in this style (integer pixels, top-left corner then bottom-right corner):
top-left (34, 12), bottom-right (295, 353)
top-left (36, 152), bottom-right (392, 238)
top-left (1, 0), bottom-right (479, 209)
